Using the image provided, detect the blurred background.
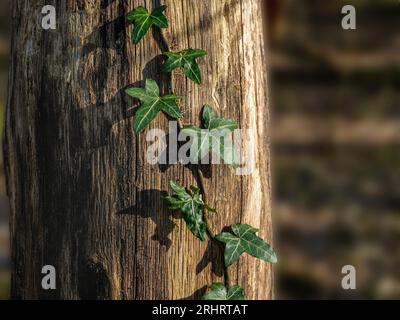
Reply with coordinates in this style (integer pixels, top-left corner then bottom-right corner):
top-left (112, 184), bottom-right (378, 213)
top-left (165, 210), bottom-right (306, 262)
top-left (0, 0), bottom-right (399, 299)
top-left (270, 0), bottom-right (400, 299)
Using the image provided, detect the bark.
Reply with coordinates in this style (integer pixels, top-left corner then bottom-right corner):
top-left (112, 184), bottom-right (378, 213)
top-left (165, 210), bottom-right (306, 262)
top-left (4, 0), bottom-right (272, 299)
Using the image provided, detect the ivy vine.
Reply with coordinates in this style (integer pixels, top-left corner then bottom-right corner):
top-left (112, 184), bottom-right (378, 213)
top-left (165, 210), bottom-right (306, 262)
top-left (125, 4), bottom-right (277, 300)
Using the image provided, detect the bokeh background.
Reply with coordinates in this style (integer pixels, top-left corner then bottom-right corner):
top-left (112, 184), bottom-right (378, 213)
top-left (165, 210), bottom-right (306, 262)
top-left (270, 0), bottom-right (400, 299)
top-left (0, 0), bottom-right (399, 299)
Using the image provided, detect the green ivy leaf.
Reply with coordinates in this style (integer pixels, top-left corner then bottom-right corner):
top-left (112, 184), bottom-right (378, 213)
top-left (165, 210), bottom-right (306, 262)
top-left (181, 105), bottom-right (239, 167)
top-left (216, 224), bottom-right (278, 267)
top-left (126, 5), bottom-right (168, 44)
top-left (163, 181), bottom-right (215, 241)
top-left (125, 79), bottom-right (181, 133)
top-left (202, 283), bottom-right (245, 300)
top-left (162, 49), bottom-right (207, 84)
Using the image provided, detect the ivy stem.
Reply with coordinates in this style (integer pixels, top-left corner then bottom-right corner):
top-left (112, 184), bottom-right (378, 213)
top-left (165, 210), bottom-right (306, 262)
top-left (203, 211), bottom-right (216, 240)
top-left (178, 115), bottom-right (231, 289)
top-left (157, 26), bottom-right (230, 289)
top-left (176, 119), bottom-right (214, 240)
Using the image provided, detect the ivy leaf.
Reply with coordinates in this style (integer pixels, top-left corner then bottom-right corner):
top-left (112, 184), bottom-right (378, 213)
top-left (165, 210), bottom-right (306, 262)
top-left (181, 105), bottom-right (239, 167)
top-left (216, 224), bottom-right (278, 267)
top-left (162, 49), bottom-right (207, 84)
top-left (125, 79), bottom-right (181, 133)
top-left (202, 283), bottom-right (245, 300)
top-left (163, 181), bottom-right (214, 241)
top-left (126, 5), bottom-right (168, 44)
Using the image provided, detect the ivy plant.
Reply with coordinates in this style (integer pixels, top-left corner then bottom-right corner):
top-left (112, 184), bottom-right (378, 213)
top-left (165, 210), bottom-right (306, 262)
top-left (125, 79), bottom-right (181, 133)
top-left (126, 5), bottom-right (168, 44)
top-left (125, 3), bottom-right (278, 301)
top-left (162, 49), bottom-right (207, 84)
top-left (216, 224), bottom-right (278, 267)
top-left (181, 105), bottom-right (239, 167)
top-left (163, 181), bottom-right (215, 241)
top-left (201, 283), bottom-right (245, 300)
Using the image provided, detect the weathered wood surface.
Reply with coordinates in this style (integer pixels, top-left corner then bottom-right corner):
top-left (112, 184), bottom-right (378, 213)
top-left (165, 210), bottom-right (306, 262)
top-left (4, 0), bottom-right (272, 299)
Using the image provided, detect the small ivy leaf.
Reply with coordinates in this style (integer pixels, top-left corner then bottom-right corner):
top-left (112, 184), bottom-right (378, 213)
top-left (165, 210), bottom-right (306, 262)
top-left (126, 6), bottom-right (147, 22)
top-left (180, 125), bottom-right (210, 161)
top-left (227, 285), bottom-right (246, 300)
top-left (126, 5), bottom-right (168, 44)
top-left (216, 223), bottom-right (278, 267)
top-left (125, 79), bottom-right (181, 133)
top-left (181, 105), bottom-right (239, 167)
top-left (160, 95), bottom-right (182, 119)
top-left (163, 181), bottom-right (215, 241)
top-left (202, 105), bottom-right (215, 128)
top-left (170, 180), bottom-right (190, 199)
top-left (150, 5), bottom-right (168, 28)
top-left (162, 49), bottom-right (207, 84)
top-left (202, 283), bottom-right (245, 300)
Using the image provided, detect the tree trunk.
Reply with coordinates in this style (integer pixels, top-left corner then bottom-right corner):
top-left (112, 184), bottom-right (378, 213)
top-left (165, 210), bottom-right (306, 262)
top-left (4, 0), bottom-right (272, 300)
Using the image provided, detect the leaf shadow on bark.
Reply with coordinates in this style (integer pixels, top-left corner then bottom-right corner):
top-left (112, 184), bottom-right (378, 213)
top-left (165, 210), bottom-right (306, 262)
top-left (116, 189), bottom-right (180, 250)
top-left (179, 286), bottom-right (207, 300)
top-left (68, 87), bottom-right (140, 153)
top-left (82, 21), bottom-right (126, 58)
top-left (78, 258), bottom-right (112, 300)
top-left (100, 0), bottom-right (119, 10)
top-left (196, 238), bottom-right (224, 277)
top-left (72, 13), bottom-right (140, 152)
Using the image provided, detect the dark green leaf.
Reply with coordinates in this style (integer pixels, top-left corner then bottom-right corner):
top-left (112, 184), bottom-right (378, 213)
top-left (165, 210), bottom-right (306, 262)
top-left (216, 224), bottom-right (278, 267)
top-left (162, 48), bottom-right (207, 84)
top-left (151, 5), bottom-right (168, 28)
top-left (160, 95), bottom-right (181, 118)
top-left (183, 59), bottom-right (202, 84)
top-left (181, 105), bottom-right (239, 167)
top-left (227, 285), bottom-right (246, 300)
top-left (202, 105), bottom-right (215, 128)
top-left (126, 5), bottom-right (169, 44)
top-left (126, 6), bottom-right (147, 22)
top-left (125, 79), bottom-right (181, 133)
top-left (163, 181), bottom-right (215, 241)
top-left (202, 283), bottom-right (245, 300)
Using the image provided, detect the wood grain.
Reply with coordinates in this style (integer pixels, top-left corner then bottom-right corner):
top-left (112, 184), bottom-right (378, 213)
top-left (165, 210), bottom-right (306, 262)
top-left (4, 0), bottom-right (273, 299)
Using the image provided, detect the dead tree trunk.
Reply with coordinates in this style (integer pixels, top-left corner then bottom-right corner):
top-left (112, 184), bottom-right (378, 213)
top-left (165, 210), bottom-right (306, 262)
top-left (4, 0), bottom-right (273, 299)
